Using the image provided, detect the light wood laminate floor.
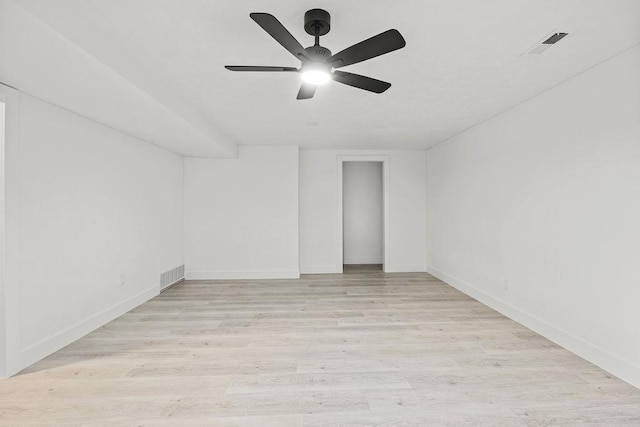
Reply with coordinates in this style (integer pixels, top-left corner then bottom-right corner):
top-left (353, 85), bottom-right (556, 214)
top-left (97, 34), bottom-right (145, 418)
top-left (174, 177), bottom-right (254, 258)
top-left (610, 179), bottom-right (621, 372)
top-left (1, 271), bottom-right (639, 425)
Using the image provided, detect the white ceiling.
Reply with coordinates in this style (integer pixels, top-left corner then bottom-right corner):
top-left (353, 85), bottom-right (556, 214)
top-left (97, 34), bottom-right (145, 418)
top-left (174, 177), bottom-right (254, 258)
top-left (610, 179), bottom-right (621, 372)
top-left (8, 0), bottom-right (640, 155)
top-left (0, 0), bottom-right (237, 157)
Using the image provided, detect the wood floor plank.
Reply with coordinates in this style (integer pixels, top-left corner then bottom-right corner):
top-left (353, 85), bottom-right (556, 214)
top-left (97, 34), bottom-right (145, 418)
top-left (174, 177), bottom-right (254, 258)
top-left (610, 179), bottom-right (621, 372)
top-left (0, 271), bottom-right (638, 425)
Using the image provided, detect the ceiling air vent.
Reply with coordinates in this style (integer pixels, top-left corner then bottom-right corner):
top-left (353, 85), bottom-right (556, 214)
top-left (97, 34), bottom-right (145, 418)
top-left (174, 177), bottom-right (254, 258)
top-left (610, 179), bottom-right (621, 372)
top-left (542, 32), bottom-right (568, 44)
top-left (523, 31), bottom-right (570, 55)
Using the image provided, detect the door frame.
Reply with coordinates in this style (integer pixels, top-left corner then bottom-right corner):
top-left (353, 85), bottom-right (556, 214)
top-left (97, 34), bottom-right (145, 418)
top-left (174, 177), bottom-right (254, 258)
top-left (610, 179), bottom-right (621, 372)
top-left (337, 155), bottom-right (390, 273)
top-left (0, 82), bottom-right (20, 377)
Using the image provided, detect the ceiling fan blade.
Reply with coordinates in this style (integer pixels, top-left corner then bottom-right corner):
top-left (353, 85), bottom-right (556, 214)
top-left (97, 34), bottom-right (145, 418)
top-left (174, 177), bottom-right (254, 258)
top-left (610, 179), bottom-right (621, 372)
top-left (332, 70), bottom-right (391, 93)
top-left (225, 66), bottom-right (298, 72)
top-left (296, 83), bottom-right (317, 100)
top-left (250, 13), bottom-right (309, 61)
top-left (329, 29), bottom-right (406, 69)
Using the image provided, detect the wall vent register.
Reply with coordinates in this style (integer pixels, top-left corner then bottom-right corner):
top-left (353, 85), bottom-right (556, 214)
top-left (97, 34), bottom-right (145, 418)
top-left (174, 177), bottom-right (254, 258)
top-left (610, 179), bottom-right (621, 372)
top-left (160, 264), bottom-right (185, 291)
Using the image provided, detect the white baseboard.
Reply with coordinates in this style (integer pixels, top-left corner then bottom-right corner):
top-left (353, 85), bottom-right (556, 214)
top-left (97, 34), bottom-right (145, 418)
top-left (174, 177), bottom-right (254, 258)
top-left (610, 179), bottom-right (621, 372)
top-left (18, 286), bottom-right (159, 375)
top-left (343, 257), bottom-right (383, 265)
top-left (300, 265), bottom-right (342, 274)
top-left (300, 265), bottom-right (428, 274)
top-left (384, 264), bottom-right (427, 273)
top-left (186, 270), bottom-right (300, 280)
top-left (427, 266), bottom-right (640, 390)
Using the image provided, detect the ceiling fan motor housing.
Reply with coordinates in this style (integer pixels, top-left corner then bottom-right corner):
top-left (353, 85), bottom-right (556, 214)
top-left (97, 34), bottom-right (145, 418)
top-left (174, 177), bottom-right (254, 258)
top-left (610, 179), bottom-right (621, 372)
top-left (304, 9), bottom-right (331, 36)
top-left (301, 47), bottom-right (332, 76)
top-left (305, 45), bottom-right (332, 60)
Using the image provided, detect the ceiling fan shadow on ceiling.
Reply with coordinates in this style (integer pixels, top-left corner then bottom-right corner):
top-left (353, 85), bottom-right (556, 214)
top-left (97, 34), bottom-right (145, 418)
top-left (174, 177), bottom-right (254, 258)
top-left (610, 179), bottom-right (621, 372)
top-left (224, 9), bottom-right (406, 100)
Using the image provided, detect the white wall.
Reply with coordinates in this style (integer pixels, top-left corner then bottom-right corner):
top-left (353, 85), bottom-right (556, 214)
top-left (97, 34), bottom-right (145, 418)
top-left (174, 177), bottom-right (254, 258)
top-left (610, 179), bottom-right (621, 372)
top-left (300, 150), bottom-right (426, 273)
top-left (426, 46), bottom-right (640, 388)
top-left (2, 89), bottom-right (183, 376)
top-left (184, 145), bottom-right (299, 280)
top-left (343, 162), bottom-right (383, 265)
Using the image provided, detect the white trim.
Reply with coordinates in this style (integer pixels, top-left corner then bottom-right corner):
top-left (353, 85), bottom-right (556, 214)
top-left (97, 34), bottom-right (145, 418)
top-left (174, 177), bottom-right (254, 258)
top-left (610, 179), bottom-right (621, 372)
top-left (18, 285), bottom-right (159, 374)
top-left (294, 145), bottom-right (301, 285)
top-left (343, 257), bottom-right (383, 265)
top-left (384, 264), bottom-right (427, 273)
top-left (186, 270), bottom-right (300, 280)
top-left (337, 156), bottom-right (390, 274)
top-left (300, 265), bottom-right (342, 274)
top-left (0, 91), bottom-right (6, 377)
top-left (0, 83), bottom-right (21, 377)
top-left (160, 277), bottom-right (184, 292)
top-left (427, 265), bottom-right (640, 390)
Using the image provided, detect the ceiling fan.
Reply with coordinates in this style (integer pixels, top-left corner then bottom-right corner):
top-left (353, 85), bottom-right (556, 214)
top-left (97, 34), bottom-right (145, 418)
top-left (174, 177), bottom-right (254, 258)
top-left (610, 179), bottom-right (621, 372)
top-left (225, 9), bottom-right (406, 99)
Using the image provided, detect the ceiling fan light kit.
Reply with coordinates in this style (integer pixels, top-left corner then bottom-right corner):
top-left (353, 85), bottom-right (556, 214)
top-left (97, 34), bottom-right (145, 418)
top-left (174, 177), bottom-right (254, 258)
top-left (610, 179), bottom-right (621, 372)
top-left (301, 67), bottom-right (331, 85)
top-left (225, 8), bottom-right (406, 99)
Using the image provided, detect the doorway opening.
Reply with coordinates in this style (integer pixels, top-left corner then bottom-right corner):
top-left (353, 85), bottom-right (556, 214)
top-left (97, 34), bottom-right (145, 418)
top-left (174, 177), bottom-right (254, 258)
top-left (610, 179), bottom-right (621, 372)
top-left (340, 160), bottom-right (386, 273)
